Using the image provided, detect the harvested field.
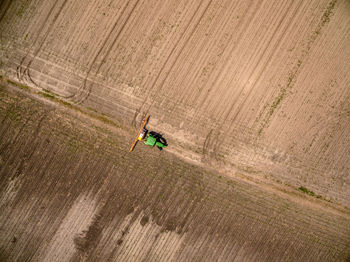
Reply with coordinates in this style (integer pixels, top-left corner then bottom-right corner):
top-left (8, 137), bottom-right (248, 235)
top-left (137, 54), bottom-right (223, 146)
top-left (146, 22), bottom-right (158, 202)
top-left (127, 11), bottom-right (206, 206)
top-left (0, 0), bottom-right (350, 260)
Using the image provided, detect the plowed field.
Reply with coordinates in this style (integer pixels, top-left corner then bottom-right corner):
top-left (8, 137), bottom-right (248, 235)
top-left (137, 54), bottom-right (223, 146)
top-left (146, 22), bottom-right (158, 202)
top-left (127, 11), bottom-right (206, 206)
top-left (0, 83), bottom-right (349, 261)
top-left (1, 0), bottom-right (350, 261)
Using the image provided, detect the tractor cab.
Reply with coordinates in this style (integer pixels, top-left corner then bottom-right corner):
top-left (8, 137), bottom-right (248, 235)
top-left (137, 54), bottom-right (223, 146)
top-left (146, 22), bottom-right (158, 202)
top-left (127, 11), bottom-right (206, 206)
top-left (144, 131), bottom-right (167, 150)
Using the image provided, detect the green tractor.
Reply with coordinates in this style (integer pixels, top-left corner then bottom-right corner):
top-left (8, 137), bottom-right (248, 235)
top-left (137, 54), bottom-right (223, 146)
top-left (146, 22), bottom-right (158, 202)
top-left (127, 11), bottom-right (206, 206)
top-left (129, 115), bottom-right (168, 152)
top-left (143, 130), bottom-right (168, 150)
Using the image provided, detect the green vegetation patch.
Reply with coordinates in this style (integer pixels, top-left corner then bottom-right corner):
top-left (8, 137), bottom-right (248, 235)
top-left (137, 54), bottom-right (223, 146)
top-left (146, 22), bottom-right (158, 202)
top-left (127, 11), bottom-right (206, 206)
top-left (38, 91), bottom-right (55, 99)
top-left (57, 99), bottom-right (73, 108)
top-left (298, 186), bottom-right (323, 199)
top-left (321, 0), bottom-right (337, 25)
top-left (258, 0), bottom-right (338, 136)
top-left (39, 90), bottom-right (119, 128)
top-left (298, 186), bottom-right (315, 196)
top-left (16, 0), bottom-right (32, 17)
top-left (42, 88), bottom-right (59, 96)
top-left (87, 107), bottom-right (98, 113)
top-left (7, 79), bottom-right (30, 90)
top-left (97, 114), bottom-right (119, 127)
top-left (269, 88), bottom-right (286, 116)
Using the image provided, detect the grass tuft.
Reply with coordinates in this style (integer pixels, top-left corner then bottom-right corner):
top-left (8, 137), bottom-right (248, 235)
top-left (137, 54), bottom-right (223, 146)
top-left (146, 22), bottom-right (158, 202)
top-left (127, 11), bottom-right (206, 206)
top-left (298, 186), bottom-right (315, 196)
top-left (298, 186), bottom-right (324, 200)
top-left (7, 79), bottom-right (30, 90)
top-left (38, 91), bottom-right (55, 99)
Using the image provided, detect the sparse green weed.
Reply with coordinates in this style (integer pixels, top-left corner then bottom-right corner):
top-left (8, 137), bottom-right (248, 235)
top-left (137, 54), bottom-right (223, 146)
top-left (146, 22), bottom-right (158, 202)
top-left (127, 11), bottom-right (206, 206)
top-left (7, 79), bottom-right (30, 90)
top-left (38, 91), bottom-right (55, 99)
top-left (87, 107), bottom-right (98, 113)
top-left (299, 186), bottom-right (315, 196)
top-left (298, 186), bottom-right (325, 200)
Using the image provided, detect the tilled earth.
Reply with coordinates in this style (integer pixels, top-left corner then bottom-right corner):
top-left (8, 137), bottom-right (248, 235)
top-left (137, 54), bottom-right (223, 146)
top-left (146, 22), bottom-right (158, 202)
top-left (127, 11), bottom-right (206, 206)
top-left (0, 84), bottom-right (349, 261)
top-left (1, 0), bottom-right (350, 260)
top-left (1, 0), bottom-right (350, 207)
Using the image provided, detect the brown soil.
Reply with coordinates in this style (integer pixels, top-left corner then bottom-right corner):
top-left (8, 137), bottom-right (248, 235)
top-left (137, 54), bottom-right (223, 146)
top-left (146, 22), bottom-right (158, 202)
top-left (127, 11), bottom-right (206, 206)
top-left (1, 0), bottom-right (349, 207)
top-left (0, 0), bottom-right (350, 260)
top-left (0, 81), bottom-right (349, 261)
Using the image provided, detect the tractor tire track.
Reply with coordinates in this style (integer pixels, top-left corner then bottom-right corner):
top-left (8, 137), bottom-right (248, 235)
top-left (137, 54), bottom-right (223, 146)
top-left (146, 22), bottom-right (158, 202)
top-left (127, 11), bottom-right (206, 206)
top-left (131, 0), bottom-right (209, 123)
top-left (131, 0), bottom-right (213, 121)
top-left (17, 0), bottom-right (67, 88)
top-left (196, 0), bottom-right (261, 111)
top-left (145, 0), bottom-right (213, 112)
top-left (224, 0), bottom-right (301, 128)
top-left (1, 87), bottom-right (350, 261)
top-left (257, 0), bottom-right (338, 135)
top-left (193, 0), bottom-right (262, 159)
top-left (74, 0), bottom-right (141, 104)
top-left (1, 0), bottom-right (350, 218)
top-left (17, 0), bottom-right (59, 67)
top-left (167, 0), bottom-right (243, 114)
top-left (204, 0), bottom-right (304, 161)
top-left (0, 0), bottom-right (12, 23)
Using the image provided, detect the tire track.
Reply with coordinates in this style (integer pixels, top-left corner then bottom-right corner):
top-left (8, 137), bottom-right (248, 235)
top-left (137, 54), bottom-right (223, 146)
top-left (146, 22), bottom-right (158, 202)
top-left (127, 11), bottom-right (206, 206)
top-left (74, 0), bottom-right (141, 104)
top-left (0, 0), bottom-right (12, 23)
top-left (147, 0), bottom-right (213, 107)
top-left (257, 0), bottom-right (338, 135)
top-left (0, 101), bottom-right (17, 140)
top-left (205, 0), bottom-right (304, 161)
top-left (130, 0), bottom-right (213, 124)
top-left (224, 0), bottom-right (300, 127)
top-left (130, 0), bottom-right (205, 125)
top-left (17, 0), bottom-right (68, 89)
top-left (0, 112), bottom-right (32, 161)
top-left (193, 0), bottom-right (261, 160)
top-left (27, 0), bottom-right (68, 63)
top-left (60, 0), bottom-right (98, 58)
top-left (96, 158), bottom-right (168, 259)
top-left (195, 0), bottom-right (261, 109)
top-left (167, 0), bottom-right (242, 113)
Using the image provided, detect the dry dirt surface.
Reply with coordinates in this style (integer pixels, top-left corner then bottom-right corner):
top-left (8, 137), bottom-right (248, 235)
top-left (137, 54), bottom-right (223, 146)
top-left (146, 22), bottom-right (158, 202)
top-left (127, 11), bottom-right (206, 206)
top-left (0, 0), bottom-right (350, 260)
top-left (1, 0), bottom-right (350, 207)
top-left (0, 84), bottom-right (349, 261)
